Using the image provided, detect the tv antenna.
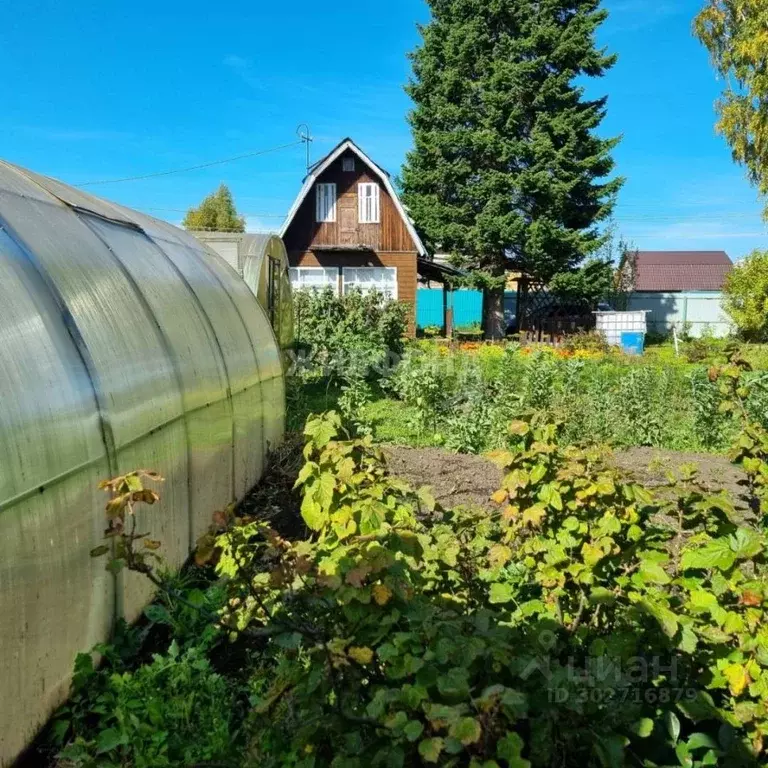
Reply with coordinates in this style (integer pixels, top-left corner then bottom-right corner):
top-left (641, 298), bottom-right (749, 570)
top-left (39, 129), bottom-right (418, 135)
top-left (297, 124), bottom-right (314, 173)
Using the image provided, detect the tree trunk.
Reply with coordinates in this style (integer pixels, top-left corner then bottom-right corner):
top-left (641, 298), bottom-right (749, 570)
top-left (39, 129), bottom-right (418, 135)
top-left (484, 285), bottom-right (506, 340)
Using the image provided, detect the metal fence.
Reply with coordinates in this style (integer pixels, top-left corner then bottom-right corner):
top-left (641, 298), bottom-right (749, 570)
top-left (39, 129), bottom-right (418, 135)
top-left (627, 291), bottom-right (731, 338)
top-left (416, 288), bottom-right (484, 330)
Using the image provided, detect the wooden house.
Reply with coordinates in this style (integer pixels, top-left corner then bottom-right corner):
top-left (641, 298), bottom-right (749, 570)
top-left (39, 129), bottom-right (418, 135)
top-left (280, 138), bottom-right (428, 330)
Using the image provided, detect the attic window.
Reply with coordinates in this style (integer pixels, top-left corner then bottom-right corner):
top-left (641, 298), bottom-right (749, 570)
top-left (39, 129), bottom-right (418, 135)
top-left (358, 183), bottom-right (380, 224)
top-left (316, 183), bottom-right (337, 223)
top-left (343, 157), bottom-right (355, 173)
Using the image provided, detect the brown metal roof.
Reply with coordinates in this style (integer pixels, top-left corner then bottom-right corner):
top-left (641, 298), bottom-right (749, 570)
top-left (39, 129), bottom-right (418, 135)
top-left (632, 250), bottom-right (732, 291)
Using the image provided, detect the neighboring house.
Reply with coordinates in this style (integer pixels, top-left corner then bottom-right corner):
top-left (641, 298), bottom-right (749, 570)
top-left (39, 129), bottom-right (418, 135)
top-left (631, 250), bottom-right (733, 292)
top-left (623, 251), bottom-right (734, 338)
top-left (280, 138), bottom-right (428, 329)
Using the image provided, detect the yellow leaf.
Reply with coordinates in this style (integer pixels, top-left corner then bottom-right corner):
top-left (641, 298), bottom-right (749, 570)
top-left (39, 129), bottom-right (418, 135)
top-left (372, 584), bottom-right (393, 606)
top-left (581, 542), bottom-right (605, 567)
top-left (724, 663), bottom-right (749, 697)
top-left (489, 544), bottom-right (512, 568)
top-left (502, 505), bottom-right (519, 522)
top-left (348, 646), bottom-right (374, 665)
top-left (491, 489), bottom-right (508, 505)
top-left (522, 505), bottom-right (547, 528)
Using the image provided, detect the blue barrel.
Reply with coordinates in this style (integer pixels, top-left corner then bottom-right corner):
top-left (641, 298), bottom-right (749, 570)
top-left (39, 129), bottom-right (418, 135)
top-left (621, 331), bottom-right (645, 356)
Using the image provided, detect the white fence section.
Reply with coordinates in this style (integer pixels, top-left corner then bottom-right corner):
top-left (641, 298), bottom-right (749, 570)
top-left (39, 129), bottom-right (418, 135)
top-left (627, 291), bottom-right (732, 338)
top-left (595, 311), bottom-right (649, 347)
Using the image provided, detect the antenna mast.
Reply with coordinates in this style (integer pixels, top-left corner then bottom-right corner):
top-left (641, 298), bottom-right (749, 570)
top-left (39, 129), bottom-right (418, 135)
top-left (297, 124), bottom-right (314, 173)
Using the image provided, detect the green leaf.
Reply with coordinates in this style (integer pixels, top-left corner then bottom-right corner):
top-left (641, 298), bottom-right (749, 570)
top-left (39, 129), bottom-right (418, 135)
top-left (636, 598), bottom-right (678, 638)
top-left (418, 738), bottom-right (444, 763)
top-left (417, 486), bottom-right (437, 512)
top-left (294, 460), bottom-right (318, 488)
top-left (632, 718), bottom-right (654, 738)
top-left (677, 625), bottom-right (698, 654)
top-left (301, 494), bottom-right (327, 531)
top-left (489, 582), bottom-right (515, 605)
top-left (729, 527), bottom-right (763, 560)
top-left (686, 733), bottom-right (719, 752)
top-left (304, 413), bottom-right (340, 448)
top-left (316, 471), bottom-right (336, 510)
top-left (437, 668), bottom-right (470, 700)
top-left (89, 545), bottom-right (110, 558)
top-left (664, 711), bottom-right (680, 745)
top-left (404, 720), bottom-right (424, 742)
top-left (638, 559), bottom-right (671, 585)
top-left (96, 727), bottom-right (125, 755)
top-left (594, 734), bottom-right (626, 768)
top-left (143, 604), bottom-right (171, 624)
top-left (538, 484), bottom-right (563, 511)
top-left (530, 463), bottom-right (547, 485)
top-left (497, 732), bottom-right (530, 767)
top-left (449, 717), bottom-right (482, 746)
top-left (588, 587), bottom-right (616, 605)
top-left (595, 476), bottom-right (616, 496)
top-left (680, 538), bottom-right (736, 571)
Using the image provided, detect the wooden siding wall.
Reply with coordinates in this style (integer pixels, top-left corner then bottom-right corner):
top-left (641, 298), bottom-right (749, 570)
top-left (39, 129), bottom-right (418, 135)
top-left (283, 152), bottom-right (417, 254)
top-left (283, 149), bottom-right (420, 334)
top-left (289, 250), bottom-right (417, 332)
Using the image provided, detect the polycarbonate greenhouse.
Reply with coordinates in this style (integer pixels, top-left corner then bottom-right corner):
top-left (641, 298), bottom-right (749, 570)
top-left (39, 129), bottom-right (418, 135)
top-left (0, 160), bottom-right (286, 765)
top-left (192, 231), bottom-right (294, 358)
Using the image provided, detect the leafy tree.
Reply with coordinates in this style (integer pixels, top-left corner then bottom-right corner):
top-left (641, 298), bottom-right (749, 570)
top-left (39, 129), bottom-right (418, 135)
top-left (182, 184), bottom-right (245, 232)
top-left (548, 257), bottom-right (613, 310)
top-left (401, 0), bottom-right (622, 338)
top-left (723, 249), bottom-right (768, 340)
top-left (695, 1), bottom-right (768, 214)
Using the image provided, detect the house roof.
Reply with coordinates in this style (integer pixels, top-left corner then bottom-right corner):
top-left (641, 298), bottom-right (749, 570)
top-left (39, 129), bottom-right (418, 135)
top-left (632, 250), bottom-right (733, 292)
top-left (279, 138), bottom-right (428, 257)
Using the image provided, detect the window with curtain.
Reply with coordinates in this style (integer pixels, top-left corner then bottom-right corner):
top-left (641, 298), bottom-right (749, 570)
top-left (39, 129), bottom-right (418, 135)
top-left (358, 183), bottom-right (380, 224)
top-left (315, 183), bottom-right (337, 223)
top-left (342, 267), bottom-right (397, 299)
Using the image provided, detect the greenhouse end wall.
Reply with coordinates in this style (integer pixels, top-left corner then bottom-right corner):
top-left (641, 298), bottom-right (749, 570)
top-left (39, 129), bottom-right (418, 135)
top-left (0, 160), bottom-right (285, 766)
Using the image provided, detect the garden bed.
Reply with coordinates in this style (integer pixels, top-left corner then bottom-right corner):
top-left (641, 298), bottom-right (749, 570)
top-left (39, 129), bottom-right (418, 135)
top-left (386, 443), bottom-right (750, 514)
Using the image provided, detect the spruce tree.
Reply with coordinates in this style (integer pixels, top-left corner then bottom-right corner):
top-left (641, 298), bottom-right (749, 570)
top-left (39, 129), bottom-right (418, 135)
top-left (183, 184), bottom-right (245, 232)
top-left (401, 0), bottom-right (622, 337)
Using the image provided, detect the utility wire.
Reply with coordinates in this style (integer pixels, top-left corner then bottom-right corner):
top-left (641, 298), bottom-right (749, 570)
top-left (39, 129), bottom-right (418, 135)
top-left (143, 206), bottom-right (286, 218)
top-left (75, 139), bottom-right (304, 187)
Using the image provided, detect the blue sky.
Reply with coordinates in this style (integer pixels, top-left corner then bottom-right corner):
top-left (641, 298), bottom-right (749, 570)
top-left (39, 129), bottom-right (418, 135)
top-left (1, 0), bottom-right (766, 261)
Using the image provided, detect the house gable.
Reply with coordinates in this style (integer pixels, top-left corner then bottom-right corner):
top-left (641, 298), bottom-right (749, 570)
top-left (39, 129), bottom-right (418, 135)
top-left (280, 139), bottom-right (427, 256)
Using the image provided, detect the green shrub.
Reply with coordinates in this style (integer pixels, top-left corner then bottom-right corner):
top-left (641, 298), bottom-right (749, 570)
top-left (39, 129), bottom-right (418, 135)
top-left (383, 343), bottom-right (768, 455)
top-left (205, 412), bottom-right (768, 767)
top-left (56, 641), bottom-right (238, 767)
top-left (723, 250), bottom-right (768, 341)
top-left (293, 287), bottom-right (409, 380)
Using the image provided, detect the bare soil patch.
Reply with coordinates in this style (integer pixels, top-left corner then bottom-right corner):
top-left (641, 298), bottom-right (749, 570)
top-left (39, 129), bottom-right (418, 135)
top-left (384, 446), bottom-right (503, 511)
top-left (611, 447), bottom-right (747, 505)
top-left (384, 444), bottom-right (750, 513)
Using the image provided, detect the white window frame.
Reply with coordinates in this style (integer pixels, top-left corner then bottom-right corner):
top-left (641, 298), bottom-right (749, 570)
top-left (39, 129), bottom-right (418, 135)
top-left (342, 267), bottom-right (397, 300)
top-left (358, 183), bottom-right (380, 224)
top-left (342, 157), bottom-right (355, 172)
top-left (289, 267), bottom-right (340, 295)
top-left (315, 183), bottom-right (337, 223)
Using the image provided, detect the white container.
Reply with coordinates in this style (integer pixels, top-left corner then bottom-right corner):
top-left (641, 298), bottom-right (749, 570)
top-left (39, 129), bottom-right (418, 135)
top-left (595, 310), bottom-right (649, 347)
